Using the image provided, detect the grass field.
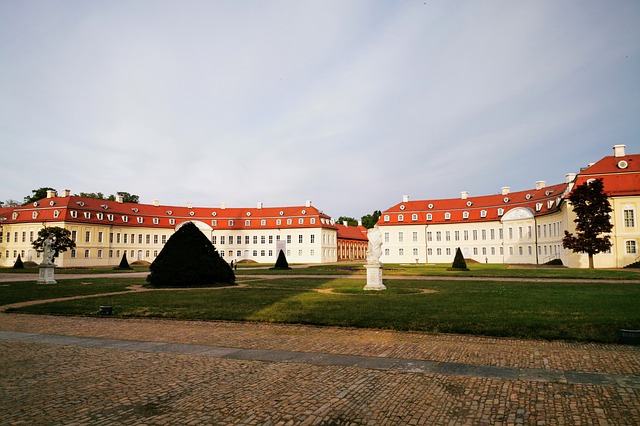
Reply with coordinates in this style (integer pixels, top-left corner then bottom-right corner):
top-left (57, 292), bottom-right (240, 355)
top-left (4, 274), bottom-right (639, 343)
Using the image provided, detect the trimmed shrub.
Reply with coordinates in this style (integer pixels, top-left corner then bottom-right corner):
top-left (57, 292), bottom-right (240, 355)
top-left (146, 222), bottom-right (235, 287)
top-left (271, 249), bottom-right (291, 270)
top-left (448, 247), bottom-right (469, 271)
top-left (13, 254), bottom-right (24, 269)
top-left (114, 252), bottom-right (132, 270)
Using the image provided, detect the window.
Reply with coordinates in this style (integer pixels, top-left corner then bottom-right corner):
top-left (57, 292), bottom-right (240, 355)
top-left (519, 246), bottom-right (523, 255)
top-left (109, 250), bottom-right (113, 258)
top-left (399, 248), bottom-right (404, 256)
top-left (412, 214), bottom-right (418, 221)
top-left (509, 228), bottom-right (513, 239)
top-left (122, 215), bottom-right (128, 222)
top-left (84, 249), bottom-right (90, 258)
top-left (427, 248), bottom-right (432, 255)
top-left (385, 248), bottom-right (390, 256)
top-left (499, 228), bottom-right (503, 239)
top-left (413, 248), bottom-right (419, 256)
top-left (71, 230), bottom-right (77, 242)
top-left (229, 220), bottom-right (234, 226)
top-left (310, 235), bottom-right (315, 244)
top-left (444, 212), bottom-right (451, 220)
top-left (445, 231), bottom-right (450, 241)
top-left (98, 232), bottom-right (104, 243)
top-left (153, 218), bottom-right (159, 225)
top-left (70, 210), bottom-right (78, 218)
top-left (220, 236), bottom-right (226, 244)
top-left (436, 231), bottom-right (441, 241)
top-left (286, 219), bottom-right (292, 225)
top-left (286, 235), bottom-right (292, 244)
top-left (436, 248), bottom-right (441, 255)
top-left (298, 218), bottom-right (304, 225)
top-left (473, 230), bottom-right (478, 241)
top-left (463, 230), bottom-right (468, 241)
top-left (481, 230), bottom-right (486, 240)
top-left (385, 232), bottom-right (390, 242)
top-left (70, 249), bottom-right (76, 258)
top-left (237, 236), bottom-right (242, 244)
top-left (299, 235), bottom-right (303, 244)
top-left (463, 211), bottom-right (469, 219)
top-left (384, 215), bottom-right (390, 222)
top-left (261, 235), bottom-right (266, 244)
top-left (54, 210), bottom-right (60, 218)
top-left (138, 234), bottom-right (143, 244)
top-left (137, 217), bottom-right (143, 224)
top-left (518, 227), bottom-right (523, 239)
top-left (146, 234), bottom-right (151, 244)
top-left (162, 235), bottom-right (167, 244)
top-left (245, 220), bottom-right (251, 227)
top-left (85, 231), bottom-right (91, 242)
top-left (446, 248), bottom-right (451, 256)
top-left (480, 210), bottom-right (487, 218)
top-left (455, 231), bottom-right (460, 241)
top-left (626, 240), bottom-right (637, 254)
top-left (482, 247), bottom-right (486, 255)
top-left (398, 214), bottom-right (404, 222)
top-left (261, 219), bottom-right (266, 226)
top-left (169, 219), bottom-right (175, 225)
top-left (398, 232), bottom-right (404, 242)
top-left (497, 208), bottom-right (504, 216)
top-left (245, 236), bottom-right (250, 244)
top-left (624, 209), bottom-right (636, 227)
top-left (473, 247), bottom-right (478, 255)
top-left (412, 232), bottom-right (418, 242)
top-left (97, 250), bottom-right (103, 258)
top-left (211, 220), bottom-right (217, 227)
top-left (427, 231), bottom-right (432, 241)
top-left (276, 219), bottom-right (282, 226)
top-left (211, 236), bottom-right (217, 245)
top-left (253, 250), bottom-right (258, 256)
top-left (310, 218), bottom-right (316, 224)
top-left (426, 213), bottom-right (432, 221)
top-left (154, 235), bottom-right (158, 244)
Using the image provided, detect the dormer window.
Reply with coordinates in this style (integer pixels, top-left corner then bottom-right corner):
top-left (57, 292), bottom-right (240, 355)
top-left (169, 218), bottom-right (175, 225)
top-left (166, 210), bottom-right (173, 215)
top-left (412, 214), bottom-right (418, 221)
top-left (70, 211), bottom-right (77, 218)
top-left (535, 203), bottom-right (543, 212)
top-left (76, 201), bottom-right (85, 207)
top-left (462, 211), bottom-right (469, 219)
top-left (276, 219), bottom-right (282, 226)
top-left (547, 200), bottom-right (555, 209)
top-left (286, 219), bottom-right (292, 225)
top-left (245, 220), bottom-right (251, 226)
top-left (211, 220), bottom-right (217, 226)
top-left (444, 212), bottom-right (451, 220)
top-left (153, 218), bottom-right (159, 224)
top-left (107, 214), bottom-right (114, 221)
top-left (137, 217), bottom-right (144, 223)
top-left (398, 214), bottom-right (404, 222)
top-left (384, 215), bottom-right (390, 222)
top-left (189, 211), bottom-right (195, 216)
top-left (298, 218), bottom-right (304, 224)
top-left (480, 210), bottom-right (487, 218)
top-left (132, 208), bottom-right (139, 213)
top-left (54, 210), bottom-right (60, 218)
top-left (122, 215), bottom-right (128, 222)
top-left (32, 211), bottom-right (38, 219)
top-left (466, 201), bottom-right (473, 207)
top-left (261, 219), bottom-right (266, 226)
top-left (497, 208), bottom-right (504, 216)
top-left (426, 213), bottom-right (432, 221)
top-left (84, 212), bottom-right (91, 219)
top-left (310, 218), bottom-right (316, 224)
top-left (101, 204), bottom-right (109, 210)
top-left (228, 220), bottom-right (234, 226)
top-left (97, 213), bottom-right (104, 220)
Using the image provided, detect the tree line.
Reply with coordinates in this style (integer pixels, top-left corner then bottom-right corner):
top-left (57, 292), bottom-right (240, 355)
top-left (1, 187), bottom-right (139, 207)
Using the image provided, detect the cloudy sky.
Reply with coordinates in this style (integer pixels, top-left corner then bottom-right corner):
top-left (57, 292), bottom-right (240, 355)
top-left (1, 1), bottom-right (638, 218)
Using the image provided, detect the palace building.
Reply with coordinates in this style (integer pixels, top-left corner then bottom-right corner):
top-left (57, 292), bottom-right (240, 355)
top-left (0, 195), bottom-right (342, 267)
top-left (377, 145), bottom-right (639, 268)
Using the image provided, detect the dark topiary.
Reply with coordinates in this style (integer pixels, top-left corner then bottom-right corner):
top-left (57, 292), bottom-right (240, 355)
top-left (448, 247), bottom-right (469, 271)
top-left (270, 249), bottom-right (291, 270)
top-left (13, 254), bottom-right (24, 269)
top-left (114, 252), bottom-right (132, 270)
top-left (146, 222), bottom-right (235, 287)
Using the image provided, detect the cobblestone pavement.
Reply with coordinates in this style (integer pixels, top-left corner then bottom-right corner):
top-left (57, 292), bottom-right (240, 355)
top-left (2, 314), bottom-right (640, 425)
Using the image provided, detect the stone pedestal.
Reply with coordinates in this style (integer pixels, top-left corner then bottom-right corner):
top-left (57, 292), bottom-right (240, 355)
top-left (37, 265), bottom-right (57, 284)
top-left (363, 264), bottom-right (385, 291)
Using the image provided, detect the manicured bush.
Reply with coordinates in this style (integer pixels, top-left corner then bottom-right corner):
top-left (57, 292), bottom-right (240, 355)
top-left (271, 249), bottom-right (291, 270)
top-left (114, 252), bottom-right (132, 270)
top-left (12, 254), bottom-right (24, 269)
top-left (146, 222), bottom-right (235, 287)
top-left (448, 247), bottom-right (469, 271)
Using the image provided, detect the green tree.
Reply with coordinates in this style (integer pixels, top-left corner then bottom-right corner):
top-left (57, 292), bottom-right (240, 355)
top-left (23, 187), bottom-right (56, 204)
top-left (2, 199), bottom-right (20, 207)
top-left (147, 222), bottom-right (235, 287)
top-left (337, 216), bottom-right (358, 226)
top-left (32, 226), bottom-right (76, 259)
top-left (361, 210), bottom-right (382, 229)
top-left (108, 192), bottom-right (139, 203)
top-left (77, 192), bottom-right (107, 200)
top-left (562, 178), bottom-right (613, 269)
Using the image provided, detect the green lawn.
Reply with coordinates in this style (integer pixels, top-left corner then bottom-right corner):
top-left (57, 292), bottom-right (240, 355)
top-left (7, 276), bottom-right (640, 343)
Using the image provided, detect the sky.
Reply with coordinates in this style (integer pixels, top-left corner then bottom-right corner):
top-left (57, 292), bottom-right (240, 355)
top-left (1, 0), bottom-right (638, 219)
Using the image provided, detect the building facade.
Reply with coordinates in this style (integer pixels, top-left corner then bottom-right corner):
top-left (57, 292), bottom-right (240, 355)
top-left (0, 195), bottom-right (340, 267)
top-left (378, 145), bottom-right (639, 268)
top-left (336, 222), bottom-right (368, 261)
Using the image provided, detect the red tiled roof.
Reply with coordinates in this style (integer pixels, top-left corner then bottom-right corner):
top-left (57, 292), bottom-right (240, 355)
top-left (4, 196), bottom-right (338, 230)
top-left (381, 183), bottom-right (568, 225)
top-left (336, 224), bottom-right (368, 241)
top-left (572, 154), bottom-right (640, 197)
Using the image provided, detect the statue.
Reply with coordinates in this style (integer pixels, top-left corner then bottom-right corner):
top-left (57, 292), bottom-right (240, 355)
top-left (42, 235), bottom-right (55, 265)
top-left (366, 225), bottom-right (383, 265)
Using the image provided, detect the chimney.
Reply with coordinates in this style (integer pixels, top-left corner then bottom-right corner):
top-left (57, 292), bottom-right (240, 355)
top-left (116, 195), bottom-right (124, 203)
top-left (305, 200), bottom-right (312, 208)
top-left (221, 202), bottom-right (226, 210)
top-left (187, 202), bottom-right (193, 209)
top-left (46, 190), bottom-right (56, 198)
top-left (460, 191), bottom-right (468, 200)
top-left (535, 181), bottom-right (546, 190)
top-left (153, 199), bottom-right (159, 207)
top-left (358, 220), bottom-right (363, 227)
top-left (565, 173), bottom-right (576, 183)
top-left (62, 189), bottom-right (71, 197)
top-left (402, 195), bottom-right (409, 203)
top-left (613, 144), bottom-right (626, 158)
top-left (501, 187), bottom-right (510, 196)
top-left (257, 202), bottom-right (263, 209)
top-left (343, 220), bottom-right (348, 226)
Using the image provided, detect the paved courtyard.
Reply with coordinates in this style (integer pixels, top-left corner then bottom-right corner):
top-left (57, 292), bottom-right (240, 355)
top-left (1, 313), bottom-right (639, 425)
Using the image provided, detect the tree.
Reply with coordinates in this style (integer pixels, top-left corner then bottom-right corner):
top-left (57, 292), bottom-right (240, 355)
top-left (337, 216), bottom-right (358, 226)
top-left (13, 254), bottom-right (24, 269)
top-left (361, 210), bottom-right (382, 229)
top-left (147, 222), bottom-right (235, 287)
top-left (32, 226), bottom-right (76, 259)
top-left (448, 247), bottom-right (469, 271)
top-left (271, 249), bottom-right (291, 270)
top-left (108, 192), bottom-right (139, 203)
top-left (4, 199), bottom-right (20, 207)
top-left (562, 178), bottom-right (613, 269)
top-left (23, 187), bottom-right (56, 205)
top-left (77, 192), bottom-right (107, 200)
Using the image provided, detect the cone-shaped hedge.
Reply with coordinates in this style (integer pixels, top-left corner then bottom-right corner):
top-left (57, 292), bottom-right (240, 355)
top-left (146, 222), bottom-right (235, 287)
top-left (271, 249), bottom-right (291, 270)
top-left (13, 254), bottom-right (24, 269)
top-left (448, 247), bottom-right (469, 271)
top-left (115, 252), bottom-right (132, 270)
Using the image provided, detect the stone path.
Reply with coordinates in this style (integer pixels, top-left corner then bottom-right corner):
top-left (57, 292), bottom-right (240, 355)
top-left (1, 314), bottom-right (639, 425)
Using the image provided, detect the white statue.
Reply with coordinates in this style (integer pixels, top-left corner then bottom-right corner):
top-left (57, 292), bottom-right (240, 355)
top-left (42, 235), bottom-right (55, 265)
top-left (366, 225), bottom-right (383, 265)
